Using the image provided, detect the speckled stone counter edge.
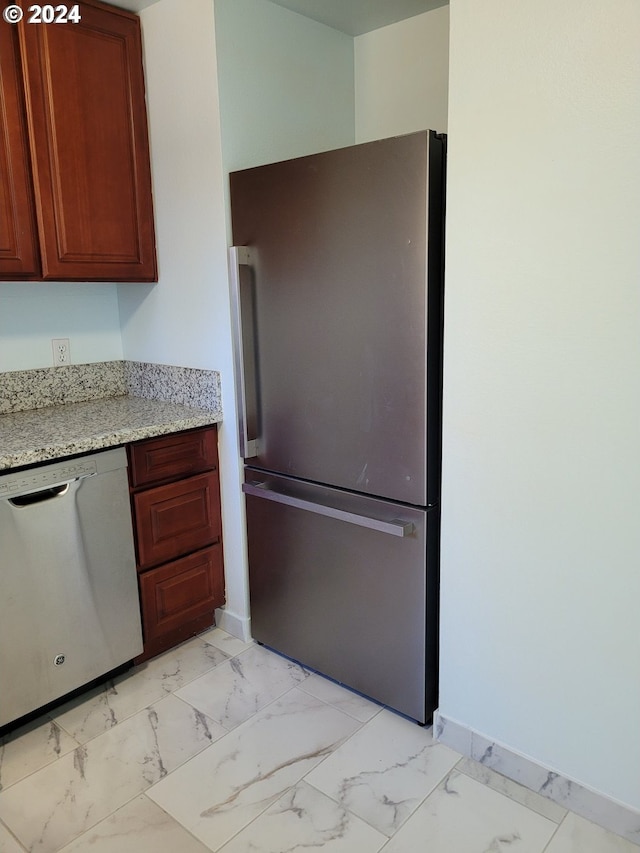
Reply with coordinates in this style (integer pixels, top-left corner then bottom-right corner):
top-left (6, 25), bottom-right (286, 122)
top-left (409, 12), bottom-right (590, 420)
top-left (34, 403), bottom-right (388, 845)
top-left (0, 396), bottom-right (221, 471)
top-left (0, 361), bottom-right (221, 415)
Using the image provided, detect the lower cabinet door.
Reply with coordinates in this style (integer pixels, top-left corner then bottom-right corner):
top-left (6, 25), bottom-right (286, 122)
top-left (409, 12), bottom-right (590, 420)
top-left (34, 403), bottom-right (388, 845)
top-left (139, 545), bottom-right (224, 648)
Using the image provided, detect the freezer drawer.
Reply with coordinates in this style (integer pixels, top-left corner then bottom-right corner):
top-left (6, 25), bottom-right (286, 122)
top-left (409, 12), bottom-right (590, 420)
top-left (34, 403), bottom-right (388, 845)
top-left (243, 471), bottom-right (439, 723)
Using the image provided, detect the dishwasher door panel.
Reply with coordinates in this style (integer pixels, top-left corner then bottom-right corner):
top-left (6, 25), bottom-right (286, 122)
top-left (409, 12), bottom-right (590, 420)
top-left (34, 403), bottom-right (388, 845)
top-left (244, 471), bottom-right (436, 723)
top-left (0, 448), bottom-right (142, 728)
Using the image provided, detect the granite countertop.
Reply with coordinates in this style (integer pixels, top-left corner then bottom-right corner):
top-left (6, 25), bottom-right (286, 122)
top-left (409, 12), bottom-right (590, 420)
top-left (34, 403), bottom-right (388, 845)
top-left (0, 395), bottom-right (222, 471)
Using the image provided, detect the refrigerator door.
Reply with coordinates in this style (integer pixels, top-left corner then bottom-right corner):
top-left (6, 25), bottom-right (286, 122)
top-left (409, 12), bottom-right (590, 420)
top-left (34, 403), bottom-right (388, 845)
top-left (230, 131), bottom-right (445, 506)
top-left (243, 469), bottom-right (439, 723)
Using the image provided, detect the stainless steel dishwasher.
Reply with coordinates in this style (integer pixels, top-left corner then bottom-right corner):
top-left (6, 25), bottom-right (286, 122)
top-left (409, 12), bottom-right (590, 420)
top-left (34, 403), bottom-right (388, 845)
top-left (0, 447), bottom-right (143, 729)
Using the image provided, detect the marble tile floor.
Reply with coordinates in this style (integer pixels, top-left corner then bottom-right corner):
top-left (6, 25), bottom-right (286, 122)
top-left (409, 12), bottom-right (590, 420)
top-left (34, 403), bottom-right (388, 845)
top-left (0, 629), bottom-right (635, 853)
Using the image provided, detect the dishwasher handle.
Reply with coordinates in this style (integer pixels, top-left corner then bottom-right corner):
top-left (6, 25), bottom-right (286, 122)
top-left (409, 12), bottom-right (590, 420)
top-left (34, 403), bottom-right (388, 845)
top-left (9, 483), bottom-right (71, 507)
top-left (1, 460), bottom-right (99, 504)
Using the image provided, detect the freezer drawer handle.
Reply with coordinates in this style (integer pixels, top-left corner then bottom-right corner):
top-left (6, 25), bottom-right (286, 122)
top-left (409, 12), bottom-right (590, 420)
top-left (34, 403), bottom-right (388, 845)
top-left (229, 245), bottom-right (259, 459)
top-left (242, 482), bottom-right (414, 537)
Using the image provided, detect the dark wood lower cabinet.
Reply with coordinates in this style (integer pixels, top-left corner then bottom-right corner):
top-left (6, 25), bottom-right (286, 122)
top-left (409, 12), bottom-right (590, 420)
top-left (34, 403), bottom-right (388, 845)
top-left (128, 426), bottom-right (224, 663)
top-left (133, 471), bottom-right (222, 570)
top-left (138, 545), bottom-right (224, 661)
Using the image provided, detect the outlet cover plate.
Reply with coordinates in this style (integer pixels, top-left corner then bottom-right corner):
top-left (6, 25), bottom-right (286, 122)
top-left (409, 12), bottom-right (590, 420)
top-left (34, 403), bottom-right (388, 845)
top-left (52, 338), bottom-right (70, 367)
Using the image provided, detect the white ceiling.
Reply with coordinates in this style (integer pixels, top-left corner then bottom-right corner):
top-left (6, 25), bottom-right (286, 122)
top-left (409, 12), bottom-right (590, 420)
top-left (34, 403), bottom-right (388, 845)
top-left (263, 0), bottom-right (447, 36)
top-left (115, 0), bottom-right (447, 35)
top-left (114, 0), bottom-right (158, 11)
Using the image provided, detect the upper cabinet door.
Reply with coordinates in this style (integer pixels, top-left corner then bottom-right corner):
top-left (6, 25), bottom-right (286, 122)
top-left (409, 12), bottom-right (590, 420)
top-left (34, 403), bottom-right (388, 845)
top-left (0, 24), bottom-right (41, 278)
top-left (18, 0), bottom-right (157, 281)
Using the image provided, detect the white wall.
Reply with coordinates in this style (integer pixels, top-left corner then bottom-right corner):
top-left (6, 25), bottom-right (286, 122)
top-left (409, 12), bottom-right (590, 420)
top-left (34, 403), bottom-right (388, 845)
top-left (215, 0), bottom-right (354, 173)
top-left (354, 5), bottom-right (449, 142)
top-left (0, 283), bottom-right (122, 371)
top-left (440, 0), bottom-right (640, 809)
top-left (118, 0), bottom-right (229, 372)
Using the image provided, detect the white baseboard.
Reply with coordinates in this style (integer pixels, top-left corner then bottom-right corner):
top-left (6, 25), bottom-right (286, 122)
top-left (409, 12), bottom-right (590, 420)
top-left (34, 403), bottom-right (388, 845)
top-left (433, 711), bottom-right (640, 847)
top-left (214, 607), bottom-right (252, 642)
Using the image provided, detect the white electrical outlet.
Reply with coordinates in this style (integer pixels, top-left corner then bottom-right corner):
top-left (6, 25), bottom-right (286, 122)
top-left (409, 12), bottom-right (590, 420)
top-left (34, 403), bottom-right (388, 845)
top-left (52, 338), bottom-right (71, 367)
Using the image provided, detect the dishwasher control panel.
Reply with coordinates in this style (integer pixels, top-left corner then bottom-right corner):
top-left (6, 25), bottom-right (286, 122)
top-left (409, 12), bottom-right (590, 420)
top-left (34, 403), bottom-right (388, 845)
top-left (0, 459), bottom-right (98, 499)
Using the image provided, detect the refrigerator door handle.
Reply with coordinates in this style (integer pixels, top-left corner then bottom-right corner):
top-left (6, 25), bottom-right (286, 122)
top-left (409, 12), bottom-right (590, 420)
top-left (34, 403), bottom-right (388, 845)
top-left (242, 481), bottom-right (414, 538)
top-left (229, 246), bottom-right (259, 459)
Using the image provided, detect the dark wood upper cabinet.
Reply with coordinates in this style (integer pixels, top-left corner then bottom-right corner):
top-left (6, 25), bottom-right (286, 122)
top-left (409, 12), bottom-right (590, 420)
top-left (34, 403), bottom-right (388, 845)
top-left (0, 0), bottom-right (157, 282)
top-left (0, 24), bottom-right (40, 277)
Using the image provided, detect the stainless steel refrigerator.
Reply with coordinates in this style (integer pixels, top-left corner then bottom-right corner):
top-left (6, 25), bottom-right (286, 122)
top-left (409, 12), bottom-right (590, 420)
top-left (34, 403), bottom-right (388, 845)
top-left (229, 130), bottom-right (446, 724)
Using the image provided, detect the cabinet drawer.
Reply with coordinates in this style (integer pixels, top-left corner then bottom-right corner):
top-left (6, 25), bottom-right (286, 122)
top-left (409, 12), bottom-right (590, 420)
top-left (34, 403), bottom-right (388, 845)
top-left (134, 471), bottom-right (221, 569)
top-left (139, 545), bottom-right (224, 643)
top-left (129, 427), bottom-right (218, 488)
